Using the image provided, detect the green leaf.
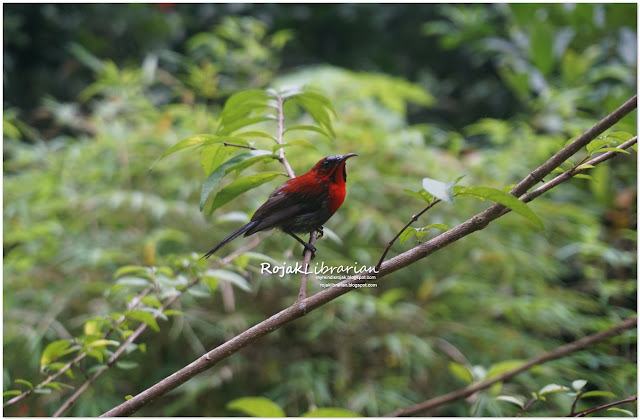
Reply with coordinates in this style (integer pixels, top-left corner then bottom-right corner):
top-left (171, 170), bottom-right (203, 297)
top-left (201, 143), bottom-right (229, 175)
top-left (403, 188), bottom-right (432, 203)
top-left (572, 379), bottom-right (587, 391)
top-left (272, 139), bottom-right (318, 152)
top-left (576, 164), bottom-right (595, 170)
top-left (150, 134), bottom-right (219, 170)
top-left (592, 147), bottom-right (629, 154)
top-left (163, 309), bottom-right (183, 317)
top-left (284, 125), bottom-right (331, 138)
top-left (84, 339), bottom-right (120, 350)
top-left (496, 395), bottom-right (525, 409)
top-left (449, 362), bottom-right (473, 384)
top-left (579, 390), bottom-right (616, 399)
top-left (539, 383), bottom-right (570, 396)
top-left (302, 408), bottom-right (361, 417)
top-left (422, 177), bottom-right (455, 204)
top-left (40, 340), bottom-right (73, 367)
top-left (423, 223), bottom-right (450, 232)
top-left (530, 23), bottom-right (554, 75)
top-left (398, 227), bottom-right (417, 245)
top-left (217, 116), bottom-right (276, 136)
top-left (209, 172), bottom-right (285, 214)
top-left (487, 360), bottom-right (525, 378)
top-left (223, 89), bottom-right (270, 110)
top-left (115, 361), bottom-right (139, 370)
top-left (205, 269), bottom-right (251, 292)
top-left (235, 131), bottom-right (277, 141)
top-left (3, 390), bottom-right (22, 397)
top-left (14, 379), bottom-right (33, 390)
top-left (574, 174), bottom-right (594, 180)
top-left (200, 150), bottom-right (273, 211)
top-left (586, 138), bottom-right (611, 154)
top-left (114, 265), bottom-right (150, 279)
top-left (457, 186), bottom-right (544, 230)
top-left (607, 408), bottom-right (634, 416)
top-left (602, 131), bottom-right (634, 142)
top-left (202, 275), bottom-right (220, 293)
top-left (227, 396), bottom-right (286, 417)
top-left (126, 310), bottom-right (160, 332)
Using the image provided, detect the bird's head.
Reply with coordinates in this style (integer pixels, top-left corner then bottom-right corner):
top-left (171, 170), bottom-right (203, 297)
top-left (311, 153), bottom-right (358, 183)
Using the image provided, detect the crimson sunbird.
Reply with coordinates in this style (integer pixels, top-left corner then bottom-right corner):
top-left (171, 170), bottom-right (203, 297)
top-left (203, 153), bottom-right (358, 259)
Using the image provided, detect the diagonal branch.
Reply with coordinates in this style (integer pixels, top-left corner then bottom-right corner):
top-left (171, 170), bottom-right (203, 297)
top-left (384, 316), bottom-right (637, 416)
top-left (571, 394), bottom-right (637, 417)
top-left (100, 96), bottom-right (636, 417)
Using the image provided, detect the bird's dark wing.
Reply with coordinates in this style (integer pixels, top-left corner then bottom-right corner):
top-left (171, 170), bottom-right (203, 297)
top-left (246, 187), bottom-right (325, 235)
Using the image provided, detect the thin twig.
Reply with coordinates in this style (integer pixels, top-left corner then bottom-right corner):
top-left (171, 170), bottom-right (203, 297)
top-left (222, 142), bottom-right (257, 150)
top-left (375, 199), bottom-right (440, 271)
top-left (517, 397), bottom-right (538, 417)
top-left (384, 317), bottom-right (637, 416)
top-left (100, 96), bottom-right (637, 417)
top-left (275, 94), bottom-right (296, 178)
top-left (568, 391), bottom-right (584, 416)
top-left (571, 395), bottom-right (637, 417)
top-left (297, 231), bottom-right (318, 301)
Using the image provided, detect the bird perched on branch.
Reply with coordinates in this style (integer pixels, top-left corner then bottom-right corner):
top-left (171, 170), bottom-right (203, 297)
top-left (203, 153), bottom-right (358, 259)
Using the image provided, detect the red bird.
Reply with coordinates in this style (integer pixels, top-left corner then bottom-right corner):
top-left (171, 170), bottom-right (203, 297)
top-left (203, 153), bottom-right (358, 259)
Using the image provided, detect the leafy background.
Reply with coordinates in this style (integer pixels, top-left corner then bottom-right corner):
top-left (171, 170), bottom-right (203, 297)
top-left (3, 4), bottom-right (637, 417)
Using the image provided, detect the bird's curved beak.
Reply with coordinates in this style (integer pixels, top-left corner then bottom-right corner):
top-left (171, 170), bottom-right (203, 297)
top-left (340, 153), bottom-right (358, 162)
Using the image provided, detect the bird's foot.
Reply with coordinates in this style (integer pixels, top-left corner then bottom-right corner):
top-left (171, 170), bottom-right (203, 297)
top-left (302, 244), bottom-right (317, 260)
top-left (315, 226), bottom-right (324, 239)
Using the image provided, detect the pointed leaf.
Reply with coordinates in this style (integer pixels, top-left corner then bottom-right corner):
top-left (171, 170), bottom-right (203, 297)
top-left (403, 188), bottom-right (432, 203)
top-left (200, 151), bottom-right (272, 211)
top-left (398, 227), bottom-right (417, 244)
top-left (607, 408), bottom-right (634, 416)
top-left (205, 269), bottom-right (251, 292)
top-left (586, 138), bottom-right (611, 154)
top-left (217, 116), bottom-right (276, 136)
top-left (487, 360), bottom-right (525, 378)
top-left (284, 125), bottom-right (330, 138)
top-left (592, 147), bottom-right (629, 154)
top-left (15, 379), bottom-right (34, 390)
top-left (422, 177), bottom-right (455, 204)
top-left (579, 390), bottom-right (616, 399)
top-left (40, 340), bottom-right (73, 367)
top-left (539, 383), bottom-right (570, 396)
top-left (209, 172), bottom-right (285, 214)
top-left (227, 396), bottom-right (286, 417)
top-left (496, 395), bottom-right (525, 409)
top-left (572, 379), bottom-right (587, 391)
top-left (126, 310), bottom-right (160, 332)
top-left (449, 362), bottom-right (473, 384)
top-left (150, 135), bottom-right (218, 170)
top-left (272, 139), bottom-right (318, 152)
top-left (458, 186), bottom-right (544, 230)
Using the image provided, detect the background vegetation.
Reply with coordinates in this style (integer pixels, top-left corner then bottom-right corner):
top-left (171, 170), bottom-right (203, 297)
top-left (3, 4), bottom-right (636, 417)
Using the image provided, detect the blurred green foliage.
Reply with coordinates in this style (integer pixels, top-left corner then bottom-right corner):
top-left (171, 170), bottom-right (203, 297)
top-left (3, 4), bottom-right (636, 417)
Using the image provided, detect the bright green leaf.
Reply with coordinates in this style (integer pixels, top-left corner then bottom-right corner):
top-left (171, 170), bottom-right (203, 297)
top-left (227, 396), bottom-right (286, 417)
top-left (449, 362), bottom-right (473, 384)
top-left (272, 139), bottom-right (318, 152)
top-left (592, 147), bottom-right (630, 154)
top-left (85, 339), bottom-right (120, 350)
top-left (586, 138), bottom-right (611, 154)
top-left (126, 310), bottom-right (160, 332)
top-left (150, 134), bottom-right (219, 170)
top-left (113, 265), bottom-right (149, 279)
top-left (398, 227), bottom-right (417, 245)
top-left (235, 131), bottom-right (277, 141)
top-left (424, 223), bottom-right (450, 232)
top-left (40, 340), bottom-right (73, 367)
top-left (284, 125), bottom-right (330, 139)
top-left (209, 172), bottom-right (285, 214)
top-left (487, 360), bottom-right (525, 378)
top-left (403, 188), bottom-right (432, 203)
top-left (200, 150), bottom-right (272, 211)
top-left (14, 379), bottom-right (33, 390)
top-left (3, 390), bottom-right (22, 397)
top-left (579, 390), bottom-right (616, 399)
top-left (457, 186), bottom-right (544, 230)
top-left (217, 116), bottom-right (276, 136)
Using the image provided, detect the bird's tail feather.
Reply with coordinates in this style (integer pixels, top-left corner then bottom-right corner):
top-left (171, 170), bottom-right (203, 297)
top-left (202, 221), bottom-right (259, 259)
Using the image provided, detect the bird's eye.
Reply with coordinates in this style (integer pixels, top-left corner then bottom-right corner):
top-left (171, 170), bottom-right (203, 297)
top-left (322, 160), bottom-right (330, 167)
